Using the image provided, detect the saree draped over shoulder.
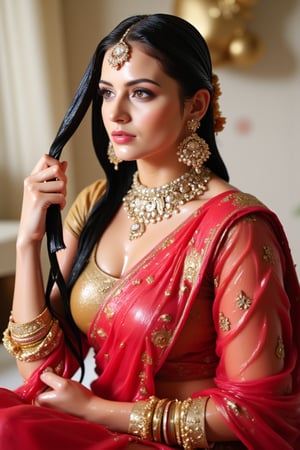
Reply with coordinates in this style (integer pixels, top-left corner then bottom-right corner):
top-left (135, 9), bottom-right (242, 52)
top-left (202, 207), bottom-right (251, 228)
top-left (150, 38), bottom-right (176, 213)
top-left (1, 184), bottom-right (299, 450)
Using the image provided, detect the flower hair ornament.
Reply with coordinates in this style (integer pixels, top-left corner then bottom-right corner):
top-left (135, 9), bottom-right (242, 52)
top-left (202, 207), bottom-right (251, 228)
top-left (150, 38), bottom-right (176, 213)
top-left (212, 73), bottom-right (226, 132)
top-left (107, 28), bottom-right (131, 70)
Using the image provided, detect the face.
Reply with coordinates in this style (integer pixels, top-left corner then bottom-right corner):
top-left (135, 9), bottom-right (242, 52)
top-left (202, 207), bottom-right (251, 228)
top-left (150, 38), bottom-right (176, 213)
top-left (99, 43), bottom-right (193, 167)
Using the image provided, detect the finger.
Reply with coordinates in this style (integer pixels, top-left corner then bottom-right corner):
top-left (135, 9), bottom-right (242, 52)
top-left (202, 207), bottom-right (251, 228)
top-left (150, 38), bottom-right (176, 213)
top-left (40, 370), bottom-right (65, 390)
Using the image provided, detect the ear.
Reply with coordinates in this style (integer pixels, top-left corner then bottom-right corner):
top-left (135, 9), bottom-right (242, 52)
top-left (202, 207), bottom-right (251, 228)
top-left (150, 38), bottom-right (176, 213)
top-left (188, 89), bottom-right (210, 121)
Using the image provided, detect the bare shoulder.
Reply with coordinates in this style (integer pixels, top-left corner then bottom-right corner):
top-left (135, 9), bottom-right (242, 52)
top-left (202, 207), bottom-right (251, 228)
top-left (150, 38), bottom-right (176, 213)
top-left (203, 173), bottom-right (238, 201)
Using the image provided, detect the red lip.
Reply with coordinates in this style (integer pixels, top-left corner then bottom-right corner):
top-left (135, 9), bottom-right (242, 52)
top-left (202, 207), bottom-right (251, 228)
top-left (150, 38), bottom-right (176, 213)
top-left (111, 130), bottom-right (135, 144)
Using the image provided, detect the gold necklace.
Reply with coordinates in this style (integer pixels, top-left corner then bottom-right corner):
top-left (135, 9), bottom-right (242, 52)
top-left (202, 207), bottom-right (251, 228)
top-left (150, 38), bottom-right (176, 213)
top-left (123, 167), bottom-right (211, 240)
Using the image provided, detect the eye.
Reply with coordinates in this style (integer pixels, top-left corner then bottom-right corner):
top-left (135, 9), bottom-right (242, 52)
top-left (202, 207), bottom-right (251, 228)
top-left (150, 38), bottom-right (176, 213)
top-left (99, 88), bottom-right (114, 100)
top-left (132, 88), bottom-right (153, 99)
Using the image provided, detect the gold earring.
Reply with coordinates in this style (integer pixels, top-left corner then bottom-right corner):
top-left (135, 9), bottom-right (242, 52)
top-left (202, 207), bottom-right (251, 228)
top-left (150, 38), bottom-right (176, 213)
top-left (177, 119), bottom-right (211, 173)
top-left (107, 142), bottom-right (122, 170)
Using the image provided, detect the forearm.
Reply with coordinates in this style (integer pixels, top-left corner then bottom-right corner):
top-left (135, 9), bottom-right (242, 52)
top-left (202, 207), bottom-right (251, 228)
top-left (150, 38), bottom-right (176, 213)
top-left (12, 239), bottom-right (46, 321)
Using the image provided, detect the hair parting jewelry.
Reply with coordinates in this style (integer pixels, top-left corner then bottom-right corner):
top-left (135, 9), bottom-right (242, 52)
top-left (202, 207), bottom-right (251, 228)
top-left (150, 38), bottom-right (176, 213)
top-left (123, 167), bottom-right (210, 240)
top-left (107, 141), bottom-right (123, 170)
top-left (177, 119), bottom-right (211, 173)
top-left (107, 27), bottom-right (131, 70)
top-left (128, 395), bottom-right (213, 449)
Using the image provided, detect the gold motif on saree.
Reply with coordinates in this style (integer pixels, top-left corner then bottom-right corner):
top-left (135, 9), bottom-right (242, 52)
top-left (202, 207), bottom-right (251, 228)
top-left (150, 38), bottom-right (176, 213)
top-left (141, 352), bottom-right (153, 365)
top-left (214, 275), bottom-right (219, 288)
top-left (132, 278), bottom-right (142, 285)
top-left (165, 289), bottom-right (172, 296)
top-left (146, 276), bottom-right (155, 284)
top-left (222, 192), bottom-right (265, 208)
top-left (263, 245), bottom-right (274, 264)
top-left (159, 313), bottom-right (173, 323)
top-left (219, 312), bottom-right (231, 331)
top-left (236, 291), bottom-right (252, 310)
top-left (97, 328), bottom-right (107, 339)
top-left (183, 248), bottom-right (203, 285)
top-left (275, 336), bottom-right (285, 359)
top-left (104, 305), bottom-right (114, 319)
top-left (226, 400), bottom-right (240, 416)
top-left (151, 328), bottom-right (172, 348)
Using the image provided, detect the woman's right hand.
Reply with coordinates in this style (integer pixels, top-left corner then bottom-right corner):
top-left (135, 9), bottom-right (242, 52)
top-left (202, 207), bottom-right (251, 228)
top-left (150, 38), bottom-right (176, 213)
top-left (18, 154), bottom-right (68, 246)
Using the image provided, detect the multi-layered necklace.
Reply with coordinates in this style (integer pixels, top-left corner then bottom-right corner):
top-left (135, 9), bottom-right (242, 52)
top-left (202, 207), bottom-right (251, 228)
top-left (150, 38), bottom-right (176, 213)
top-left (123, 166), bottom-right (211, 240)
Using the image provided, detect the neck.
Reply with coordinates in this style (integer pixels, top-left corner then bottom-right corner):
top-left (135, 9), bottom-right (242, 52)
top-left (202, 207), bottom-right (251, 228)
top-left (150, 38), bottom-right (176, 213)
top-left (136, 160), bottom-right (187, 188)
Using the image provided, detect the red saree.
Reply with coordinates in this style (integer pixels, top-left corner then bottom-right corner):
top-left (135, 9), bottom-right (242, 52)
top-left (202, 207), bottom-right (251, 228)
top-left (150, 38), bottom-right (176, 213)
top-left (1, 188), bottom-right (299, 449)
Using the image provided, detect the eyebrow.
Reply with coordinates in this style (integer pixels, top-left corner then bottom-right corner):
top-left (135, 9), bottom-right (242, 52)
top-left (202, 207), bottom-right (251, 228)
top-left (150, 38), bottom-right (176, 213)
top-left (99, 78), bottom-right (161, 87)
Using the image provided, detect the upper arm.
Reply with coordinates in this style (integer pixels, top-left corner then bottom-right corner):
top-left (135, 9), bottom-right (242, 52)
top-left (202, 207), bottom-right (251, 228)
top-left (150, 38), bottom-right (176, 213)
top-left (213, 215), bottom-right (291, 387)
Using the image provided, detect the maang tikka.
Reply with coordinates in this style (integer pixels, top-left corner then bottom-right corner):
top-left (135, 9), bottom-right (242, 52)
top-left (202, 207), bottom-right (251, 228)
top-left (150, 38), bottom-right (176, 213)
top-left (107, 142), bottom-right (122, 170)
top-left (107, 28), bottom-right (131, 70)
top-left (177, 118), bottom-right (211, 173)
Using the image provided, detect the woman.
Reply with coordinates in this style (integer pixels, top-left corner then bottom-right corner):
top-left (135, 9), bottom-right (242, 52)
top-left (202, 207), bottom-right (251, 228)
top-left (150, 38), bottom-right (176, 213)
top-left (1, 14), bottom-right (300, 449)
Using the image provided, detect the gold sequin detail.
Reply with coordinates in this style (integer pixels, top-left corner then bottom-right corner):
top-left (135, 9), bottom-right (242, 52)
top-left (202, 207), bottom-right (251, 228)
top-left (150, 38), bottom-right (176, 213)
top-left (263, 245), bottom-right (274, 264)
top-left (236, 291), bottom-right (252, 310)
top-left (141, 352), bottom-right (153, 365)
top-left (151, 328), bottom-right (172, 348)
top-left (159, 314), bottom-right (172, 323)
top-left (104, 305), bottom-right (114, 319)
top-left (214, 276), bottom-right (219, 288)
top-left (146, 276), bottom-right (155, 284)
top-left (132, 278), bottom-right (142, 285)
top-left (219, 312), bottom-right (231, 331)
top-left (183, 248), bottom-right (203, 284)
top-left (164, 290), bottom-right (171, 296)
top-left (97, 328), bottom-right (107, 338)
top-left (226, 400), bottom-right (240, 416)
top-left (275, 336), bottom-right (285, 359)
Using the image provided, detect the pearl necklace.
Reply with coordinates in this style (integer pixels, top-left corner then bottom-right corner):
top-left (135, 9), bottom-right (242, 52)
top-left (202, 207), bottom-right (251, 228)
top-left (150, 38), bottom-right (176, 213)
top-left (123, 167), bottom-right (211, 240)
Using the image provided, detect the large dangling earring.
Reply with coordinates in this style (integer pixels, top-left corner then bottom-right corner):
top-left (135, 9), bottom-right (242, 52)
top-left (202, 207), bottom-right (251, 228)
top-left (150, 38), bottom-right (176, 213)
top-left (107, 142), bottom-right (122, 171)
top-left (177, 118), bottom-right (211, 173)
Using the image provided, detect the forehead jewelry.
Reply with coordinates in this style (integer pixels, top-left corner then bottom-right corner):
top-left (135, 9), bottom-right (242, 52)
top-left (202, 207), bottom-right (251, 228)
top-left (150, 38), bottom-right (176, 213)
top-left (107, 28), bottom-right (131, 70)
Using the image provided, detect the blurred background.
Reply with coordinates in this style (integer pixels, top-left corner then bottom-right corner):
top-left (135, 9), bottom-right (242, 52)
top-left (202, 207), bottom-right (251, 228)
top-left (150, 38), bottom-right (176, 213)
top-left (0, 0), bottom-right (299, 384)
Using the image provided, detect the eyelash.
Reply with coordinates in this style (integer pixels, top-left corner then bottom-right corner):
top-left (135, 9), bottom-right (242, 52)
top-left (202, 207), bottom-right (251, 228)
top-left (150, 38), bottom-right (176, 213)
top-left (99, 88), bottom-right (154, 100)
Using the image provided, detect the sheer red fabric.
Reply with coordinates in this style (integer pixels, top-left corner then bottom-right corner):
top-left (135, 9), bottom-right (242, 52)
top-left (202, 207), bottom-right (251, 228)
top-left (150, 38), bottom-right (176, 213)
top-left (1, 189), bottom-right (299, 449)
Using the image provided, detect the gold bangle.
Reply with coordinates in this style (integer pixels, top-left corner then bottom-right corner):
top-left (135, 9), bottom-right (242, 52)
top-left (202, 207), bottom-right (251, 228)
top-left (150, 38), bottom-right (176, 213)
top-left (3, 319), bottom-right (63, 362)
top-left (162, 400), bottom-right (174, 445)
top-left (128, 396), bottom-right (158, 440)
top-left (9, 307), bottom-right (52, 338)
top-left (11, 319), bottom-right (53, 345)
top-left (152, 398), bottom-right (168, 442)
top-left (174, 399), bottom-right (182, 447)
top-left (181, 396), bottom-right (212, 449)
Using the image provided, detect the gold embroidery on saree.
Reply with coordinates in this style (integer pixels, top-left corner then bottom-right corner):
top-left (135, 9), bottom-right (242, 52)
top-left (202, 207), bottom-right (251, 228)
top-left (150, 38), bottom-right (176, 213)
top-left (146, 276), bottom-right (155, 284)
top-left (221, 192), bottom-right (265, 208)
top-left (219, 312), bottom-right (231, 331)
top-left (263, 245), bottom-right (274, 264)
top-left (183, 248), bottom-right (203, 285)
top-left (159, 313), bottom-right (173, 323)
top-left (151, 328), bottom-right (172, 349)
top-left (236, 291), bottom-right (252, 310)
top-left (275, 336), bottom-right (285, 359)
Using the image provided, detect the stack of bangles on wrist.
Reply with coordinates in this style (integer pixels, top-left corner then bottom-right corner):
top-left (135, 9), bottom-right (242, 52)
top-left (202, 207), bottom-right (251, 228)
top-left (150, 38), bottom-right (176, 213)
top-left (128, 395), bottom-right (214, 449)
top-left (2, 307), bottom-right (63, 362)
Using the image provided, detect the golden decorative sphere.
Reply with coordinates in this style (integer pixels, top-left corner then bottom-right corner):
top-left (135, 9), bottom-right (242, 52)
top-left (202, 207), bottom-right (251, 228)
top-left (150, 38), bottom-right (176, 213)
top-left (229, 30), bottom-right (263, 65)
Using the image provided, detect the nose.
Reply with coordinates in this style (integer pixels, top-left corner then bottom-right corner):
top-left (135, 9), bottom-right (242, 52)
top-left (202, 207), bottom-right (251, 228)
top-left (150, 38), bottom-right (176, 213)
top-left (109, 96), bottom-right (130, 123)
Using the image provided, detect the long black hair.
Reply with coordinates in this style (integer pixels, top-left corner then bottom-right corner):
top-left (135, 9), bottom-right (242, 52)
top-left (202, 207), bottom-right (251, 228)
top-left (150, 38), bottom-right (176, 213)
top-left (45, 13), bottom-right (229, 378)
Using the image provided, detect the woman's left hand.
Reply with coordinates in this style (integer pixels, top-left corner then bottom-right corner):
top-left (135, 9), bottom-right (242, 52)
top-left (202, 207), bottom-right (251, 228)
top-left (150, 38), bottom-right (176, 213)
top-left (36, 371), bottom-right (95, 420)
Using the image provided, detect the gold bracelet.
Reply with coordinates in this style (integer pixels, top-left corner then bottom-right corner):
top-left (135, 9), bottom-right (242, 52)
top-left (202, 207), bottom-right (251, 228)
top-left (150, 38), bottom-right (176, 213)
top-left (181, 396), bottom-right (212, 449)
top-left (128, 396), bottom-right (158, 440)
top-left (174, 399), bottom-right (182, 447)
top-left (3, 319), bottom-right (63, 362)
top-left (9, 307), bottom-right (52, 339)
top-left (152, 398), bottom-right (168, 442)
